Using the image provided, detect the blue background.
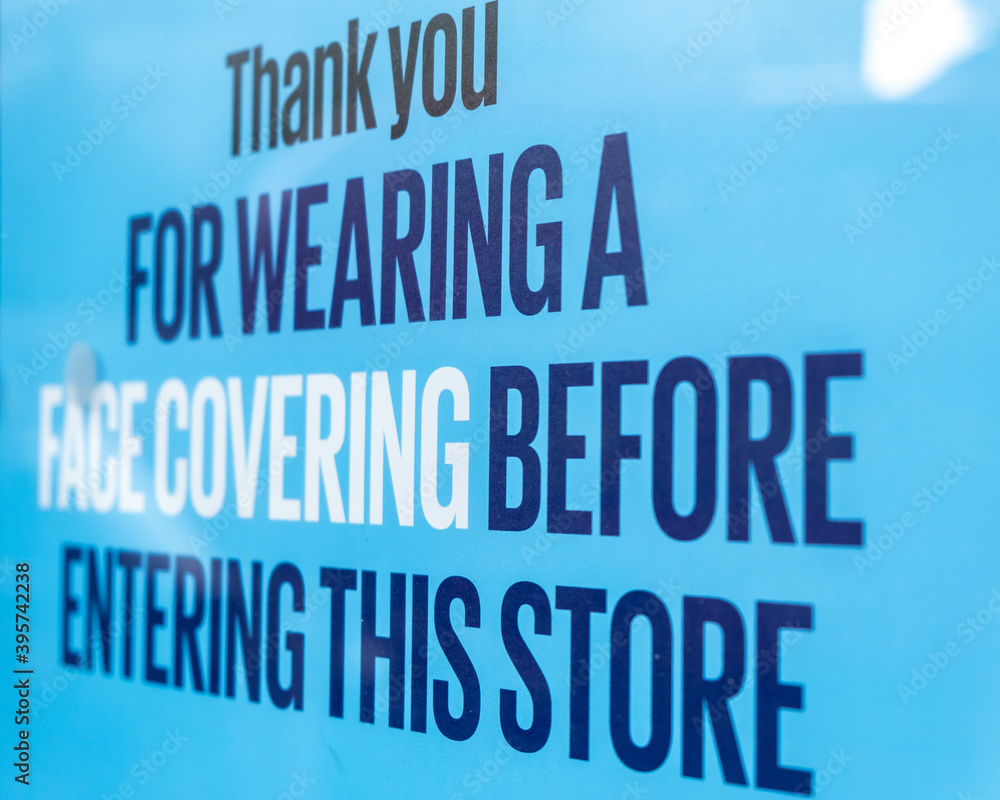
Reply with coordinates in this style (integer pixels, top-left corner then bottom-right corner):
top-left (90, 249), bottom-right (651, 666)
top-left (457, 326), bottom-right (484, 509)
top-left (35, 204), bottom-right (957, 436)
top-left (2, 0), bottom-right (999, 797)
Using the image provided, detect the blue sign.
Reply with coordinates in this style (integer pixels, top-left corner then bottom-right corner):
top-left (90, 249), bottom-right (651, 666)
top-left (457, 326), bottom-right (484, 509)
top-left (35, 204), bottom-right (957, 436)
top-left (2, 1), bottom-right (998, 797)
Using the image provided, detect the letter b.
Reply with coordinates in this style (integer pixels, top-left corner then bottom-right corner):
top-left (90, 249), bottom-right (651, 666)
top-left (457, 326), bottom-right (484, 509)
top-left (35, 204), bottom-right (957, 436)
top-left (747, 145), bottom-right (768, 166)
top-left (884, 521), bottom-right (905, 540)
top-left (928, 649), bottom-right (949, 669)
top-left (918, 318), bottom-right (939, 337)
top-left (685, 36), bottom-right (703, 57)
top-left (210, 170), bottom-right (231, 190)
top-left (876, 188), bottom-right (896, 208)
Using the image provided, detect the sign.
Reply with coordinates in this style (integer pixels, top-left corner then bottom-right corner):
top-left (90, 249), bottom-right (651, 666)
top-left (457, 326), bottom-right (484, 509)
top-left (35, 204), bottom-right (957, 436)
top-left (1, 1), bottom-right (997, 796)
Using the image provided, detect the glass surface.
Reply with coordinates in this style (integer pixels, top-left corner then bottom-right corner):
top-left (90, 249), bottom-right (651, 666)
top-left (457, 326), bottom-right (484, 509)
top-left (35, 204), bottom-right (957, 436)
top-left (1, 1), bottom-right (998, 797)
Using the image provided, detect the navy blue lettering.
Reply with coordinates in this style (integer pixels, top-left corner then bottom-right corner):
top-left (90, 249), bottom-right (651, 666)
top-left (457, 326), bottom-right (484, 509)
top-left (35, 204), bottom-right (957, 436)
top-left (804, 352), bottom-right (863, 546)
top-left (433, 576), bottom-right (481, 741)
top-left (500, 582), bottom-right (552, 753)
top-left (555, 586), bottom-right (607, 761)
top-left (682, 596), bottom-right (747, 784)
top-left (727, 356), bottom-right (794, 543)
top-left (653, 358), bottom-right (718, 541)
top-left (266, 562), bottom-right (305, 710)
top-left (609, 591), bottom-right (672, 772)
top-left (488, 366), bottom-right (541, 531)
top-left (582, 133), bottom-right (646, 309)
top-left (360, 571), bottom-right (406, 727)
top-left (548, 363), bottom-right (594, 534)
